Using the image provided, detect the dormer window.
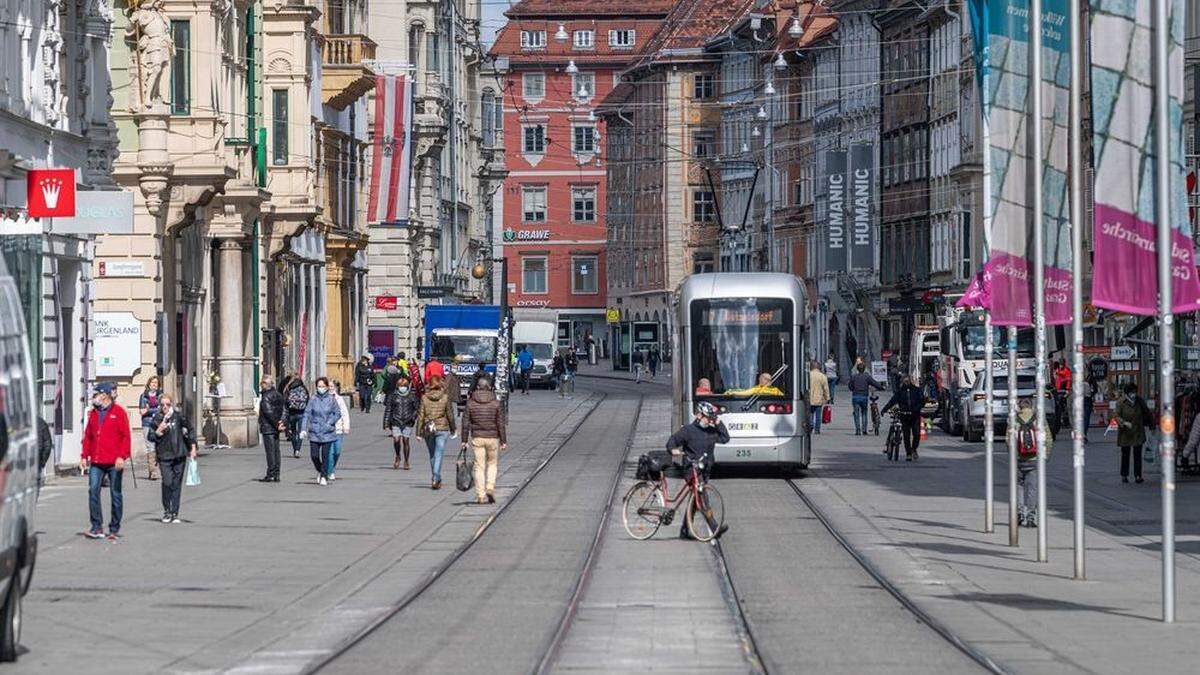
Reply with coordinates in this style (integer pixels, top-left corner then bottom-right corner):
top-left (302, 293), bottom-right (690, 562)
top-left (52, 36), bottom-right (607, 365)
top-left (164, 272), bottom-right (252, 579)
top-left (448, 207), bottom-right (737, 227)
top-left (520, 30), bottom-right (546, 49)
top-left (573, 30), bottom-right (594, 49)
top-left (608, 29), bottom-right (635, 48)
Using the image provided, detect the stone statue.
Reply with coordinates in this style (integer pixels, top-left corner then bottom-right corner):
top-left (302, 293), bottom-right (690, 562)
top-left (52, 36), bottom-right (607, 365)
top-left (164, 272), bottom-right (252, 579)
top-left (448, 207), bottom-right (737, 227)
top-left (126, 0), bottom-right (172, 111)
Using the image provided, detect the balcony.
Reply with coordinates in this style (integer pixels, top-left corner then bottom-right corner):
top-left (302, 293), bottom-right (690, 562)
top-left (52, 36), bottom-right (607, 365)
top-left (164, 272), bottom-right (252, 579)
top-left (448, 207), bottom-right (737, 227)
top-left (321, 34), bottom-right (377, 110)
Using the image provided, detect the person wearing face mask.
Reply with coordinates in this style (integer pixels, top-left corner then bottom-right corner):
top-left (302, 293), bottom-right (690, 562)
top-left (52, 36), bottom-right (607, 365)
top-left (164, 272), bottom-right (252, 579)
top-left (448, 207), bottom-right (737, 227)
top-left (384, 375), bottom-right (419, 470)
top-left (665, 401), bottom-right (729, 539)
top-left (300, 377), bottom-right (343, 485)
top-left (1114, 382), bottom-right (1154, 483)
top-left (146, 394), bottom-right (198, 523)
top-left (258, 375), bottom-right (286, 482)
top-left (80, 382), bottom-right (131, 539)
top-left (327, 381), bottom-right (351, 481)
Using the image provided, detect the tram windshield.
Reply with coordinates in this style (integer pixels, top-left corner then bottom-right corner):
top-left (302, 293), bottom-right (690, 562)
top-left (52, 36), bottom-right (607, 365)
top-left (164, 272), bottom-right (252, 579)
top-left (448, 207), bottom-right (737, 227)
top-left (690, 298), bottom-right (793, 400)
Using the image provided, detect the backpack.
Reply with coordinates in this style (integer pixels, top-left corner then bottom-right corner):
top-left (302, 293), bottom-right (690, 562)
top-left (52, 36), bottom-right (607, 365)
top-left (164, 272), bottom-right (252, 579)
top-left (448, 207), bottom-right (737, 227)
top-left (1016, 420), bottom-right (1037, 458)
top-left (286, 384), bottom-right (309, 413)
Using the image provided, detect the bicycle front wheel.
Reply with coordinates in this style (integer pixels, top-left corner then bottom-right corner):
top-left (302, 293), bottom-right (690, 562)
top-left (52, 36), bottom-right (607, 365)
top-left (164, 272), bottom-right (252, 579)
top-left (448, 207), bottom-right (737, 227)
top-left (686, 484), bottom-right (725, 542)
top-left (622, 481), bottom-right (665, 540)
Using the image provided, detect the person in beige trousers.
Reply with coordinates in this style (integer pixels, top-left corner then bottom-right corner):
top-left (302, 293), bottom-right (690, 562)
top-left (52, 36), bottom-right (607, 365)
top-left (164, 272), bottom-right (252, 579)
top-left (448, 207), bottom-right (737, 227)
top-left (460, 376), bottom-right (507, 504)
top-left (808, 361), bottom-right (831, 434)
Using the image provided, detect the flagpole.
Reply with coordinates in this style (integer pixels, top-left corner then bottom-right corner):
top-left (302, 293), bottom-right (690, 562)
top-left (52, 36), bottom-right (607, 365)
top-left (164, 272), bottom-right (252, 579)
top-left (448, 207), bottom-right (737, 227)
top-left (1030, 0), bottom-right (1049, 563)
top-left (1151, 0), bottom-right (1177, 623)
top-left (1008, 325), bottom-right (1019, 547)
top-left (1068, 0), bottom-right (1086, 580)
top-left (981, 31), bottom-right (995, 536)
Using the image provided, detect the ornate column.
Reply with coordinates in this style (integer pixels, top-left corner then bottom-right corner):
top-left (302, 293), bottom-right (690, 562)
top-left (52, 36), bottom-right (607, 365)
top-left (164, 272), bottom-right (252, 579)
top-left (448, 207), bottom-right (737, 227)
top-left (213, 237), bottom-right (256, 447)
top-left (324, 258), bottom-right (351, 386)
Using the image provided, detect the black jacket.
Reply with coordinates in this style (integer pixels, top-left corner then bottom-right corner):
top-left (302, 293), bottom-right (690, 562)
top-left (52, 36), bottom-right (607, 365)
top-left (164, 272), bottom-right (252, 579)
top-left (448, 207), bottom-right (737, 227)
top-left (666, 420), bottom-right (730, 463)
top-left (881, 384), bottom-right (924, 416)
top-left (354, 363), bottom-right (375, 387)
top-left (384, 390), bottom-right (419, 429)
top-left (259, 387), bottom-right (286, 435)
top-left (147, 411), bottom-right (196, 461)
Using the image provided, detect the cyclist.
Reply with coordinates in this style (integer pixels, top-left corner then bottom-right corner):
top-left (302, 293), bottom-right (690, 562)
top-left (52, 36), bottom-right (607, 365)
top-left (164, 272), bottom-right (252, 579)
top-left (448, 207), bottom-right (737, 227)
top-left (666, 401), bottom-right (730, 540)
top-left (881, 375), bottom-right (925, 461)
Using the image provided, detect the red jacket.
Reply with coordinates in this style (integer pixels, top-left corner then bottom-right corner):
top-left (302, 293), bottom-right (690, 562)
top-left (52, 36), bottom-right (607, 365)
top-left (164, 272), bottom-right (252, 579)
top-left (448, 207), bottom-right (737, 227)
top-left (82, 403), bottom-right (132, 465)
top-left (424, 360), bottom-right (445, 382)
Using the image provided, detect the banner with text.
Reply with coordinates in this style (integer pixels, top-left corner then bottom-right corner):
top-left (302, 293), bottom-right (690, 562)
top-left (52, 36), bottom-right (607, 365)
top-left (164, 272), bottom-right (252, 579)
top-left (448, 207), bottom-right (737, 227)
top-left (848, 144), bottom-right (875, 270)
top-left (1090, 0), bottom-right (1200, 315)
top-left (825, 149), bottom-right (847, 274)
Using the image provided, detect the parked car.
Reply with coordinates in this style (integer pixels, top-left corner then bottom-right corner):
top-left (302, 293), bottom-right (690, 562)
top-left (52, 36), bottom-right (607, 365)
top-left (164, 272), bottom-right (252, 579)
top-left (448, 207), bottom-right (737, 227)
top-left (961, 371), bottom-right (1048, 443)
top-left (0, 258), bottom-right (39, 661)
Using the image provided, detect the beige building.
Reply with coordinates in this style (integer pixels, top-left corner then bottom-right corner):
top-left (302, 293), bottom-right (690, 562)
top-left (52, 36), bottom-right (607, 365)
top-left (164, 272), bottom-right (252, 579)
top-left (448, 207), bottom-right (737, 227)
top-left (96, 0), bottom-right (374, 449)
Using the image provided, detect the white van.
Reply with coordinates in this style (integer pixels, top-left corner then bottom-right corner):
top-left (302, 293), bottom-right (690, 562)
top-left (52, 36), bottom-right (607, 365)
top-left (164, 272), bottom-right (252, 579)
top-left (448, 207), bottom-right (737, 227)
top-left (0, 258), bottom-right (38, 661)
top-left (512, 321), bottom-right (557, 388)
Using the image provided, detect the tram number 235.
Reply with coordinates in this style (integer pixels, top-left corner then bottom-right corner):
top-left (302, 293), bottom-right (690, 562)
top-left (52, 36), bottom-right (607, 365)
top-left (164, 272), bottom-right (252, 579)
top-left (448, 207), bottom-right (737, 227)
top-left (734, 449), bottom-right (752, 458)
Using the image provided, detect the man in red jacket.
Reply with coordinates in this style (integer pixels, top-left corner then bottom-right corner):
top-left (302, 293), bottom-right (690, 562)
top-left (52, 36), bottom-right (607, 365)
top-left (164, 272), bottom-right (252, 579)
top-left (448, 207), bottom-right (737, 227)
top-left (81, 382), bottom-right (131, 540)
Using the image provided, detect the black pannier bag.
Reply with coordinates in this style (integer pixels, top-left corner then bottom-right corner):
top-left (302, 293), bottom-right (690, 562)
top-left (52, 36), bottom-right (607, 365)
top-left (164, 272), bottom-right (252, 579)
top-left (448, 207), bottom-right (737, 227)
top-left (636, 450), bottom-right (675, 480)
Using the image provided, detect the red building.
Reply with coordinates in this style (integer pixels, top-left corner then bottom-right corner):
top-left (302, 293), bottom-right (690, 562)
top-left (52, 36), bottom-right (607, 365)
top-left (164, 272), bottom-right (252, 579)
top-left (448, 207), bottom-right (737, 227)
top-left (490, 0), bottom-right (671, 352)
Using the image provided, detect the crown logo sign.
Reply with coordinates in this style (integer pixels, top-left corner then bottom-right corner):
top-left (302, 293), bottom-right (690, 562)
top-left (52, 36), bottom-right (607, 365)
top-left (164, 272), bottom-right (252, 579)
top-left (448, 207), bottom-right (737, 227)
top-left (39, 177), bottom-right (64, 209)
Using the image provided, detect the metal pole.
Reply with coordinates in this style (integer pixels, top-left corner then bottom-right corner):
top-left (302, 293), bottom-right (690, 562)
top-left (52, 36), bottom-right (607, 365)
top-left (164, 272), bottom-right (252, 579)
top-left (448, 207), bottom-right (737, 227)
top-left (984, 314), bottom-right (995, 533)
top-left (1151, 0), bottom-right (1176, 623)
top-left (1030, 0), bottom-right (1049, 563)
top-left (447, 0), bottom-right (459, 281)
top-left (1068, 0), bottom-right (1086, 581)
top-left (1008, 325), bottom-right (1019, 547)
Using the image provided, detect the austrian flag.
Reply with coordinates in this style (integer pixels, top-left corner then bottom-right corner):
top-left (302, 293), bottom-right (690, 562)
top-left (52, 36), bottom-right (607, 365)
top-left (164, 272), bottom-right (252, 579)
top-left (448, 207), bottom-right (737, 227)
top-left (368, 75), bottom-right (414, 225)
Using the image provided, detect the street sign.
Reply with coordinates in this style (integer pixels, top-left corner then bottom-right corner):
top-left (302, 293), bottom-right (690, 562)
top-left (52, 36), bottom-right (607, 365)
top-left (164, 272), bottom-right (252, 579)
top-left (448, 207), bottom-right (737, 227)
top-left (1111, 345), bottom-right (1135, 360)
top-left (605, 308), bottom-right (620, 324)
top-left (374, 295), bottom-right (398, 310)
top-left (416, 285), bottom-right (453, 299)
top-left (886, 297), bottom-right (928, 314)
top-left (26, 168), bottom-right (76, 218)
top-left (98, 260), bottom-right (145, 277)
top-left (871, 360), bottom-right (887, 382)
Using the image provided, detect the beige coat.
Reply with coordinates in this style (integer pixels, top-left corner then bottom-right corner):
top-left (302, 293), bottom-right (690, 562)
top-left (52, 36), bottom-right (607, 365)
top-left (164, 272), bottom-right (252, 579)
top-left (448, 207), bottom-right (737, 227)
top-left (808, 369), bottom-right (831, 406)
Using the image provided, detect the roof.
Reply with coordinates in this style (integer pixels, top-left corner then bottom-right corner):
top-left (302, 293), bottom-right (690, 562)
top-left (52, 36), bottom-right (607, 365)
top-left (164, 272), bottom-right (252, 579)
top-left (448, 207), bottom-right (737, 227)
top-left (768, 0), bottom-right (838, 63)
top-left (595, 81), bottom-right (635, 114)
top-left (631, 0), bottom-right (759, 70)
top-left (489, 13), bottom-right (668, 64)
top-left (504, 0), bottom-right (676, 18)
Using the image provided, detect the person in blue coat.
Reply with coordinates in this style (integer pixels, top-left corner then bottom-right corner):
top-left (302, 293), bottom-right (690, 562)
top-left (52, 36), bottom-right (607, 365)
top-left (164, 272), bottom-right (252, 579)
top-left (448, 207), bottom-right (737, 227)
top-left (300, 377), bottom-right (343, 485)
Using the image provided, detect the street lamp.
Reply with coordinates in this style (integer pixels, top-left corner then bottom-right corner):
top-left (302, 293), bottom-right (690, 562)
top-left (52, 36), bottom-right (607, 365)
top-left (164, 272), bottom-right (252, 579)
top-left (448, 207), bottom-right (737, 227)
top-left (555, 23), bottom-right (569, 41)
top-left (471, 255), bottom-right (509, 322)
top-left (565, 59), bottom-right (579, 74)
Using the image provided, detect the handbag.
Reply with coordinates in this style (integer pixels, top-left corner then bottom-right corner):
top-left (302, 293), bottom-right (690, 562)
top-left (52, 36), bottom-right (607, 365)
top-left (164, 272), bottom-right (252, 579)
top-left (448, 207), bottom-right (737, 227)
top-left (822, 405), bottom-right (832, 424)
top-left (185, 457), bottom-right (201, 486)
top-left (1144, 432), bottom-right (1158, 465)
top-left (455, 445), bottom-right (474, 492)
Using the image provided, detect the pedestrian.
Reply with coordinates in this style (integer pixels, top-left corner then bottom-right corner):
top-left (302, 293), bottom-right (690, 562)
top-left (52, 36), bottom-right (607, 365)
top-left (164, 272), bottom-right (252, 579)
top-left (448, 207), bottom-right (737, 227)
top-left (516, 345), bottom-right (534, 395)
top-left (807, 361), bottom-right (830, 434)
top-left (283, 373), bottom-right (309, 458)
top-left (443, 366), bottom-right (462, 406)
top-left (327, 380), bottom-right (351, 481)
top-left (257, 374), bottom-right (285, 482)
top-left (1114, 382), bottom-right (1153, 484)
top-left (138, 375), bottom-right (163, 480)
top-left (406, 353), bottom-right (425, 399)
top-left (824, 354), bottom-right (838, 404)
top-left (300, 377), bottom-right (342, 486)
top-left (847, 361), bottom-right (884, 435)
top-left (461, 376), bottom-right (507, 504)
top-left (881, 375), bottom-right (925, 460)
top-left (552, 350), bottom-right (567, 394)
top-left (80, 383), bottom-right (131, 540)
top-left (887, 354), bottom-right (900, 392)
top-left (632, 349), bottom-right (644, 383)
top-left (385, 375), bottom-right (418, 469)
top-left (415, 375), bottom-right (456, 489)
top-left (1012, 399), bottom-right (1043, 527)
top-left (666, 401), bottom-right (729, 539)
top-left (145, 394), bottom-right (198, 524)
top-left (1080, 375), bottom-right (1096, 443)
top-left (424, 358), bottom-right (446, 383)
top-left (564, 350), bottom-right (578, 398)
top-left (354, 356), bottom-right (375, 413)
top-left (648, 346), bottom-right (660, 379)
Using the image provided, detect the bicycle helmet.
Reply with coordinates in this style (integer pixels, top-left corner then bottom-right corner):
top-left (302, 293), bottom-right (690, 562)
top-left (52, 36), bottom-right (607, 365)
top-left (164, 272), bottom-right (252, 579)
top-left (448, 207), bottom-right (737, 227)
top-left (696, 401), bottom-right (720, 419)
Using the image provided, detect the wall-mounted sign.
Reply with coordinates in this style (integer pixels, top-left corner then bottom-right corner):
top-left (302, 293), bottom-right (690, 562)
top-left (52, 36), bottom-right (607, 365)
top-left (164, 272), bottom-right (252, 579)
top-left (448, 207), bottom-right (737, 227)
top-left (605, 308), bottom-right (620, 324)
top-left (417, 285), bottom-right (454, 299)
top-left (1110, 345), bottom-right (1135, 361)
top-left (516, 299), bottom-right (550, 307)
top-left (98, 260), bottom-right (145, 277)
top-left (26, 168), bottom-right (76, 218)
top-left (94, 312), bottom-right (142, 377)
top-left (374, 295), bottom-right (398, 310)
top-left (50, 190), bottom-right (134, 233)
top-left (503, 228), bottom-right (552, 242)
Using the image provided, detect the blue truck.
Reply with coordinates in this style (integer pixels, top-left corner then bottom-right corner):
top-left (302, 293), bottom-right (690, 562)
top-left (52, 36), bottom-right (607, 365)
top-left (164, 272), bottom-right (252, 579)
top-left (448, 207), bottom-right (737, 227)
top-left (423, 304), bottom-right (509, 400)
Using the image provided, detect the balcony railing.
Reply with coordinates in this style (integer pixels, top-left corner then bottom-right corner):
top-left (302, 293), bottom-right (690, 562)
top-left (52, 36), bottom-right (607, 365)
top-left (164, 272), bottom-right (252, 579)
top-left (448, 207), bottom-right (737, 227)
top-left (321, 34), bottom-right (377, 110)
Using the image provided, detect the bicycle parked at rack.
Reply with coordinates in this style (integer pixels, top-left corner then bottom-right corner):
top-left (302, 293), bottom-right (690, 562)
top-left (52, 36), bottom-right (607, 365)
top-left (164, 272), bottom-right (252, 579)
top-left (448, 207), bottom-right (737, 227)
top-left (622, 453), bottom-right (725, 542)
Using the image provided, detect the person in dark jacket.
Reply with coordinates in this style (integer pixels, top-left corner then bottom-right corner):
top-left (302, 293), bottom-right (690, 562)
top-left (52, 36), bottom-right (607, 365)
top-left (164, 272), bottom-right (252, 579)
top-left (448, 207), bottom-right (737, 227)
top-left (1114, 382), bottom-right (1154, 483)
top-left (461, 377), bottom-right (507, 504)
top-left (665, 401), bottom-right (729, 539)
top-left (648, 346), bottom-right (660, 379)
top-left (37, 416), bottom-right (52, 488)
top-left (354, 356), bottom-right (375, 413)
top-left (138, 376), bottom-right (163, 480)
top-left (81, 382), bottom-right (131, 539)
top-left (385, 375), bottom-right (419, 470)
top-left (146, 394), bottom-right (198, 523)
top-left (881, 375), bottom-right (925, 460)
top-left (846, 362), bottom-right (885, 435)
top-left (258, 375), bottom-right (286, 482)
top-left (283, 374), bottom-right (309, 458)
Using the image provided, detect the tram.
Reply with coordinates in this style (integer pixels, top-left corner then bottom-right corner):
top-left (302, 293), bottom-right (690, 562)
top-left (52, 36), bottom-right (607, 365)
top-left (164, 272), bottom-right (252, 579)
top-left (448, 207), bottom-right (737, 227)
top-left (672, 273), bottom-right (811, 471)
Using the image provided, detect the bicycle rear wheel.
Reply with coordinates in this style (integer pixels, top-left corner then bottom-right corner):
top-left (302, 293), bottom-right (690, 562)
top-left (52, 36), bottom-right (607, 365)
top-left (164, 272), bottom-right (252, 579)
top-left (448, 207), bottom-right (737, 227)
top-left (622, 481), bottom-right (665, 540)
top-left (686, 484), bottom-right (725, 542)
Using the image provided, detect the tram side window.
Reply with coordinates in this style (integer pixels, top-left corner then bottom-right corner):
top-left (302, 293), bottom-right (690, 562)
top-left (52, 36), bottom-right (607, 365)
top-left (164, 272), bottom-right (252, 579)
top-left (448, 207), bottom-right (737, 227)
top-left (690, 298), bottom-right (793, 399)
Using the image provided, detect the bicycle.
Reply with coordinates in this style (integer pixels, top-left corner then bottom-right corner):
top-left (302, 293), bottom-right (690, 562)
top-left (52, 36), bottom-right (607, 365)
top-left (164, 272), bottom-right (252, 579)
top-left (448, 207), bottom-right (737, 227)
top-left (883, 410), bottom-right (904, 462)
top-left (870, 395), bottom-right (882, 435)
top-left (622, 456), bottom-right (726, 542)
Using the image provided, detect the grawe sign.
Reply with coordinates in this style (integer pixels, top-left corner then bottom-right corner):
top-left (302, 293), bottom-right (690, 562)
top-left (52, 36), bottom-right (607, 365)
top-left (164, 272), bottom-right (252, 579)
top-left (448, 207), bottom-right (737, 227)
top-left (26, 168), bottom-right (76, 218)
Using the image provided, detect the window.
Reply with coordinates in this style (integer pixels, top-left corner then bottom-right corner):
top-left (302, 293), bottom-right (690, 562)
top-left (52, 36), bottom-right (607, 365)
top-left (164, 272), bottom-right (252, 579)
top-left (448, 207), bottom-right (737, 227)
top-left (572, 71), bottom-right (595, 100)
top-left (521, 186), bottom-right (547, 222)
top-left (522, 72), bottom-right (545, 100)
top-left (481, 90), bottom-right (497, 147)
top-left (522, 256), bottom-right (548, 294)
top-left (428, 31), bottom-right (440, 74)
top-left (170, 20), bottom-right (191, 114)
top-left (572, 186), bottom-right (596, 222)
top-left (960, 212), bottom-right (973, 280)
top-left (520, 30), bottom-right (546, 49)
top-left (522, 124), bottom-right (546, 154)
top-left (573, 29), bottom-right (594, 48)
top-left (608, 29), bottom-right (635, 48)
top-left (271, 89), bottom-right (288, 164)
top-left (572, 125), bottom-right (595, 153)
top-left (571, 256), bottom-right (598, 294)
top-left (693, 190), bottom-right (716, 223)
top-left (693, 73), bottom-right (715, 99)
top-left (693, 131), bottom-right (714, 158)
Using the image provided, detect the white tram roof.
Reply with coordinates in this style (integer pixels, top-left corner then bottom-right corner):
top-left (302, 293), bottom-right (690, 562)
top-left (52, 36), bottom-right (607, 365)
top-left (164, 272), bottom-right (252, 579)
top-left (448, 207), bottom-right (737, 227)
top-left (677, 273), bottom-right (808, 306)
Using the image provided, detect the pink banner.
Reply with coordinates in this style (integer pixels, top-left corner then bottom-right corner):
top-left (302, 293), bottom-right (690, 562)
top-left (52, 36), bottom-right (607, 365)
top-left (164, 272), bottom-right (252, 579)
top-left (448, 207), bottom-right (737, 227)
top-left (1092, 204), bottom-right (1200, 314)
top-left (978, 255), bottom-right (1071, 327)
